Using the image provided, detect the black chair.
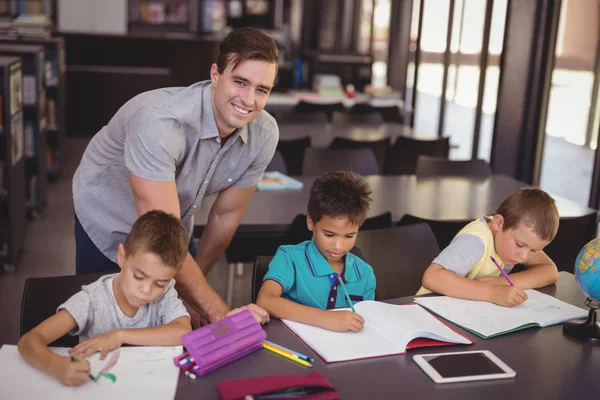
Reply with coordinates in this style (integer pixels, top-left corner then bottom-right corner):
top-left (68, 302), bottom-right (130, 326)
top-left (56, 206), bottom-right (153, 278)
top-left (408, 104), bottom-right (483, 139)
top-left (266, 150), bottom-right (287, 174)
top-left (415, 156), bottom-right (493, 178)
top-left (329, 137), bottom-right (391, 174)
top-left (252, 247), bottom-right (368, 303)
top-left (302, 148), bottom-right (379, 176)
top-left (283, 212), bottom-right (393, 247)
top-left (544, 212), bottom-right (599, 273)
top-left (384, 136), bottom-right (450, 175)
top-left (21, 272), bottom-right (107, 347)
top-left (333, 104), bottom-right (404, 124)
top-left (273, 110), bottom-right (329, 124)
top-left (277, 137), bottom-right (312, 176)
top-left (355, 224), bottom-right (441, 300)
top-left (396, 214), bottom-right (469, 250)
top-left (295, 101), bottom-right (345, 123)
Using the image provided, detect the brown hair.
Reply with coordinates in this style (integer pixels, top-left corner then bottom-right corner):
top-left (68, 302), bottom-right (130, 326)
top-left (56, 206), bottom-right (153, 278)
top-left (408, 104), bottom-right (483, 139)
top-left (123, 210), bottom-right (189, 270)
top-left (495, 188), bottom-right (559, 242)
top-left (308, 171), bottom-right (372, 225)
top-left (216, 27), bottom-right (278, 74)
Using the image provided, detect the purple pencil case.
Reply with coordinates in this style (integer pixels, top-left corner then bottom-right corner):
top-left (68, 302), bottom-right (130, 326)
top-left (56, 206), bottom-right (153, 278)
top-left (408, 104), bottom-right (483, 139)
top-left (173, 310), bottom-right (266, 376)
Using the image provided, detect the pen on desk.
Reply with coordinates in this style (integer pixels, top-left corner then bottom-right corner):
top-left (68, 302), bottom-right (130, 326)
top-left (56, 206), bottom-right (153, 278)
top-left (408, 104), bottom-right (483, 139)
top-left (262, 343), bottom-right (313, 367)
top-left (490, 256), bottom-right (515, 286)
top-left (338, 277), bottom-right (357, 312)
top-left (264, 340), bottom-right (315, 364)
top-left (70, 356), bottom-right (96, 382)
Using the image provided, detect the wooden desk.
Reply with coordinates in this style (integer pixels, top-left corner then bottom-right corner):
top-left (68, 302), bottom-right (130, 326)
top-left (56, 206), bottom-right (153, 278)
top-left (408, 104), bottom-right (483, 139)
top-left (266, 92), bottom-right (404, 112)
top-left (194, 175), bottom-right (594, 237)
top-left (174, 272), bottom-right (599, 399)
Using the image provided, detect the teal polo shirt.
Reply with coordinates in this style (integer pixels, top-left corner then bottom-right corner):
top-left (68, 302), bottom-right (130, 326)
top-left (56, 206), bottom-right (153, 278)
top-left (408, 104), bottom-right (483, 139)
top-left (264, 240), bottom-right (376, 310)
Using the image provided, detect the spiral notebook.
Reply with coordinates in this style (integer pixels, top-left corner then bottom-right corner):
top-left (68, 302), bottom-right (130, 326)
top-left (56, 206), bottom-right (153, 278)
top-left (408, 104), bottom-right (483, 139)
top-left (282, 301), bottom-right (473, 363)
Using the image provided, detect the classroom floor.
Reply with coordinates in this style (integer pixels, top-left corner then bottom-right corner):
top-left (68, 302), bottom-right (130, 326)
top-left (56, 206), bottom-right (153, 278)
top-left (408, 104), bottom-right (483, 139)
top-left (0, 127), bottom-right (593, 347)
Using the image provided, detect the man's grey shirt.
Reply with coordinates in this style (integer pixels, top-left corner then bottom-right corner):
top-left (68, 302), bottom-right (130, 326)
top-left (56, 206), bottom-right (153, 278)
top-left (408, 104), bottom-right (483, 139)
top-left (73, 81), bottom-right (279, 262)
top-left (57, 273), bottom-right (190, 341)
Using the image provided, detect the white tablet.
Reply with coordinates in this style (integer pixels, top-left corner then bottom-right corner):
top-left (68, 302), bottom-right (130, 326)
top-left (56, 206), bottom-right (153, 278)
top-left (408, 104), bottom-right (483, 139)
top-left (413, 350), bottom-right (516, 384)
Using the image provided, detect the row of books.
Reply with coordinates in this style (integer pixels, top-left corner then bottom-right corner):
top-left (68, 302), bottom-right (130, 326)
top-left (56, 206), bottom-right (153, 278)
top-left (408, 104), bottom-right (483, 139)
top-left (0, 15), bottom-right (53, 38)
top-left (0, 0), bottom-right (52, 16)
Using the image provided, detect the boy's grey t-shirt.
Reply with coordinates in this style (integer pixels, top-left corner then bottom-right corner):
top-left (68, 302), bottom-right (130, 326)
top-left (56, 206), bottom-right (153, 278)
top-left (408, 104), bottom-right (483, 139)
top-left (57, 273), bottom-right (190, 341)
top-left (72, 80), bottom-right (279, 262)
top-left (432, 216), bottom-right (515, 276)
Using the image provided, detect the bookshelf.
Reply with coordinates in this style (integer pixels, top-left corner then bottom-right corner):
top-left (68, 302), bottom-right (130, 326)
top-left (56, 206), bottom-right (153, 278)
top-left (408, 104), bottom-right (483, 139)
top-left (0, 37), bottom-right (67, 182)
top-left (0, 56), bottom-right (26, 273)
top-left (0, 44), bottom-right (48, 216)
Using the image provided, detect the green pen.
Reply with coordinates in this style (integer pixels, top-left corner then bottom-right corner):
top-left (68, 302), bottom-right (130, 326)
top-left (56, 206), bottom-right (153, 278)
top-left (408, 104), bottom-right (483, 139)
top-left (338, 277), bottom-right (357, 313)
top-left (71, 356), bottom-right (96, 381)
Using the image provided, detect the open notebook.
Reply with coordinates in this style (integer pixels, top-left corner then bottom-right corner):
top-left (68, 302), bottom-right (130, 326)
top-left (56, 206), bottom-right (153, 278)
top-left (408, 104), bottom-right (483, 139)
top-left (257, 171), bottom-right (304, 191)
top-left (281, 301), bottom-right (473, 363)
top-left (0, 345), bottom-right (181, 400)
top-left (414, 289), bottom-right (588, 339)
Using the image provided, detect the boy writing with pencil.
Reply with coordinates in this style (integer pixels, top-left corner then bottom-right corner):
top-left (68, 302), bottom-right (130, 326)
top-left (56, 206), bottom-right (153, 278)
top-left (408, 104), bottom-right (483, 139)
top-left (257, 171), bottom-right (376, 332)
top-left (418, 187), bottom-right (560, 307)
top-left (18, 210), bottom-right (192, 386)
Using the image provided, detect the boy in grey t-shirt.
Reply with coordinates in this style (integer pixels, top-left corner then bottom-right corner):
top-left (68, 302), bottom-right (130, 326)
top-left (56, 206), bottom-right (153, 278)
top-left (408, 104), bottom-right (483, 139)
top-left (18, 211), bottom-right (192, 387)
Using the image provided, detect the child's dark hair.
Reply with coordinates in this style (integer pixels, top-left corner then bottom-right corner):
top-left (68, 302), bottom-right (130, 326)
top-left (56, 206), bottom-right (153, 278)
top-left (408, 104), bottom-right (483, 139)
top-left (495, 187), bottom-right (559, 242)
top-left (123, 210), bottom-right (189, 270)
top-left (216, 27), bottom-right (279, 74)
top-left (308, 171), bottom-right (372, 225)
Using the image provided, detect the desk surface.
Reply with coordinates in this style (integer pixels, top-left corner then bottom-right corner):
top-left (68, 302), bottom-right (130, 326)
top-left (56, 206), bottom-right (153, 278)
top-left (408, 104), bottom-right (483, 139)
top-left (194, 175), bottom-right (595, 234)
top-left (174, 272), bottom-right (600, 399)
top-left (266, 92), bottom-right (404, 110)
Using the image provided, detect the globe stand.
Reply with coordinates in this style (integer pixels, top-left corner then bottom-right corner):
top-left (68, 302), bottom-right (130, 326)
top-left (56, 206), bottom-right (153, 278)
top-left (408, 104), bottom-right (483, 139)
top-left (563, 298), bottom-right (600, 342)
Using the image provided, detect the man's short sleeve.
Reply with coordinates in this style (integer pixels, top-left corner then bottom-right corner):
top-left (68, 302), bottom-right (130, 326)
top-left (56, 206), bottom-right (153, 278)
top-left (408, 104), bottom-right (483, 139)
top-left (233, 119), bottom-right (278, 188)
top-left (157, 281), bottom-right (191, 325)
top-left (124, 107), bottom-right (186, 182)
top-left (263, 246), bottom-right (295, 294)
top-left (432, 234), bottom-right (486, 277)
top-left (57, 291), bottom-right (92, 336)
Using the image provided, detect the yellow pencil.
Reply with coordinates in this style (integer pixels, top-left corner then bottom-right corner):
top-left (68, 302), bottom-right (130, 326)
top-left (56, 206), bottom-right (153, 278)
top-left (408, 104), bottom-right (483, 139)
top-left (262, 343), bottom-right (313, 367)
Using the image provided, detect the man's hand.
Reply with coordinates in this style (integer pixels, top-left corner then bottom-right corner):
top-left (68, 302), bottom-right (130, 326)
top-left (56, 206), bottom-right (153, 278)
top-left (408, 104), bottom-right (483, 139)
top-left (487, 285), bottom-right (528, 307)
top-left (54, 356), bottom-right (90, 387)
top-left (321, 311), bottom-right (365, 332)
top-left (69, 331), bottom-right (123, 360)
top-left (225, 303), bottom-right (270, 324)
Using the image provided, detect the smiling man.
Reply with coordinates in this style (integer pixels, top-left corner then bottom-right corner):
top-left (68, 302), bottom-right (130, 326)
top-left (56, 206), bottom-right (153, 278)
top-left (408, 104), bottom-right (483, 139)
top-left (72, 27), bottom-right (279, 325)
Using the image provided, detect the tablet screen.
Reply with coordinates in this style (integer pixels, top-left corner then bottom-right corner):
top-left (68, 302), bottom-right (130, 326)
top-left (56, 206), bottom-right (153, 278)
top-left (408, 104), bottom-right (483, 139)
top-left (421, 352), bottom-right (505, 378)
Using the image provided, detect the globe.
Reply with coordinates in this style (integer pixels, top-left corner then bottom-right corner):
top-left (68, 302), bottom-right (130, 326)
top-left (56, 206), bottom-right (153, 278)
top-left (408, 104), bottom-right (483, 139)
top-left (574, 238), bottom-right (600, 303)
top-left (563, 238), bottom-right (600, 341)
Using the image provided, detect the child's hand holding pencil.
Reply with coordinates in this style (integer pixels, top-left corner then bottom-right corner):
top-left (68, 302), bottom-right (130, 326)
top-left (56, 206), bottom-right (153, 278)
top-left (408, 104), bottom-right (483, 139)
top-left (54, 356), bottom-right (91, 387)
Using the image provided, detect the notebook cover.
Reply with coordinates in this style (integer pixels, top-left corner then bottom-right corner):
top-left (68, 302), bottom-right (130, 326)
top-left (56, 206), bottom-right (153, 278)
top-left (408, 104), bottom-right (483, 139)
top-left (176, 310), bottom-right (266, 376)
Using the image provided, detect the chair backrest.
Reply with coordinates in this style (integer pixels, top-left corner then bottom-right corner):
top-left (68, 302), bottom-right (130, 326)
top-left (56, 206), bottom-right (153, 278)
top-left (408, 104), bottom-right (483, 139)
top-left (252, 247), bottom-right (368, 303)
top-left (355, 224), bottom-right (440, 300)
top-left (544, 212), bottom-right (599, 272)
top-left (396, 214), bottom-right (469, 250)
top-left (277, 136), bottom-right (312, 176)
top-left (274, 110), bottom-right (329, 124)
top-left (295, 101), bottom-right (345, 122)
top-left (302, 148), bottom-right (379, 176)
top-left (329, 137), bottom-right (391, 174)
top-left (384, 136), bottom-right (450, 175)
top-left (283, 212), bottom-right (393, 247)
top-left (266, 150), bottom-right (288, 174)
top-left (21, 272), bottom-right (108, 347)
top-left (415, 156), bottom-right (493, 178)
top-left (332, 105), bottom-right (385, 124)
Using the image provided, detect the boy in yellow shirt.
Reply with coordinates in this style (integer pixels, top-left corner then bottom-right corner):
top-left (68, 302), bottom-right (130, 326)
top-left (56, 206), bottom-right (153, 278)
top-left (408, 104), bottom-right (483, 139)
top-left (419, 188), bottom-right (559, 307)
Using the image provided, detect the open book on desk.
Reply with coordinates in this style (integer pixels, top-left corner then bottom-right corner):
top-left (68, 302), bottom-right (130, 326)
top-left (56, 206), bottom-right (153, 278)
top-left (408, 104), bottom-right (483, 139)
top-left (414, 289), bottom-right (588, 339)
top-left (258, 171), bottom-right (304, 191)
top-left (281, 301), bottom-right (473, 363)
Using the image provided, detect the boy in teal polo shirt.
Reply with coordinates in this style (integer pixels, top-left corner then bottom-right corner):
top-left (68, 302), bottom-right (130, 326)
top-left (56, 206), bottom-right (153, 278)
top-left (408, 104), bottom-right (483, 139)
top-left (257, 171), bottom-right (376, 332)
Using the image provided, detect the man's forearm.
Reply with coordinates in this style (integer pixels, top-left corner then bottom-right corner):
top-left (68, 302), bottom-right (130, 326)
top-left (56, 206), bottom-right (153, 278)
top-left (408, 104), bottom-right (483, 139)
top-left (196, 209), bottom-right (242, 275)
top-left (175, 253), bottom-right (229, 323)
